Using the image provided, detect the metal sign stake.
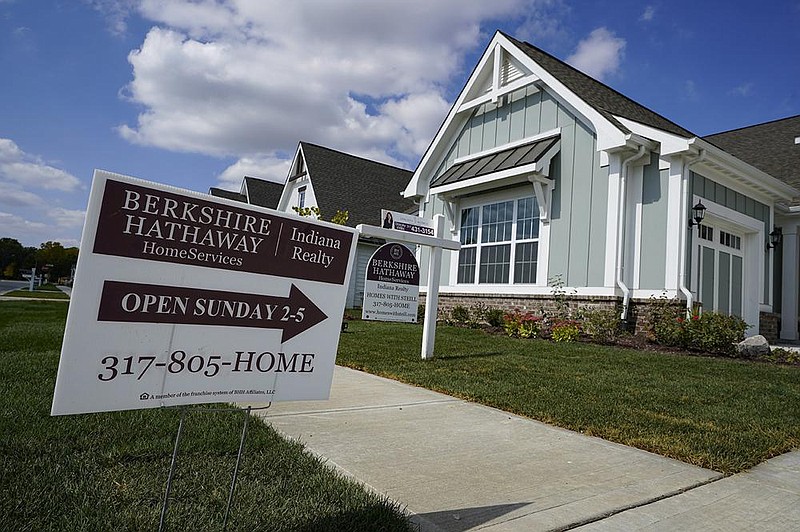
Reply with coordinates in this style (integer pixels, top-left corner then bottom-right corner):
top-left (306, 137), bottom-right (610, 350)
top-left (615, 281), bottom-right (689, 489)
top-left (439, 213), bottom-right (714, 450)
top-left (223, 405), bottom-right (254, 531)
top-left (159, 408), bottom-right (187, 532)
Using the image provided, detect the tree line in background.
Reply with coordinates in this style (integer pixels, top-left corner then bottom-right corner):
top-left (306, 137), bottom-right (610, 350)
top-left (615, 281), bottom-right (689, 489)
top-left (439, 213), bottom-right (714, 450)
top-left (0, 237), bottom-right (79, 283)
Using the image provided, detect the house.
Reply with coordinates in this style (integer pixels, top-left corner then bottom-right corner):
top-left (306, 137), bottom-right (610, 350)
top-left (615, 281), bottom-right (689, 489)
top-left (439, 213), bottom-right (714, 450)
top-left (210, 175), bottom-right (284, 208)
top-left (212, 142), bottom-right (415, 308)
top-left (402, 31), bottom-right (800, 341)
top-left (705, 116), bottom-right (800, 341)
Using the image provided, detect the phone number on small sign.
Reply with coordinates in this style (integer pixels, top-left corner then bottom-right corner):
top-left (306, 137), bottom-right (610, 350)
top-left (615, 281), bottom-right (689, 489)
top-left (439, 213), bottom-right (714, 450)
top-left (98, 350), bottom-right (316, 381)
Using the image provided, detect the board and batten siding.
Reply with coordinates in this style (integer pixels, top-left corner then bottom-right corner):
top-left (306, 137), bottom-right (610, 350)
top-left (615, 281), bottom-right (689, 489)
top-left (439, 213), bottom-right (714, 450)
top-left (426, 85), bottom-right (610, 289)
top-left (638, 159), bottom-right (669, 289)
top-left (548, 119), bottom-right (609, 288)
top-left (689, 172), bottom-right (771, 302)
top-left (347, 243), bottom-right (376, 308)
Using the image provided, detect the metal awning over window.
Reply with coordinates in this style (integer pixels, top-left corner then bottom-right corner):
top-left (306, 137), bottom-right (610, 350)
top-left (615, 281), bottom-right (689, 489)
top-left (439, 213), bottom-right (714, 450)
top-left (430, 135), bottom-right (560, 191)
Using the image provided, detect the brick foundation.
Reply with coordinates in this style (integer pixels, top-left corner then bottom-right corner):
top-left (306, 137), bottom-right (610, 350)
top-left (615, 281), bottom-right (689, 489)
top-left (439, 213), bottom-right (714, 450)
top-left (759, 312), bottom-right (780, 344)
top-left (418, 293), bottom-right (782, 340)
top-left (418, 293), bottom-right (680, 336)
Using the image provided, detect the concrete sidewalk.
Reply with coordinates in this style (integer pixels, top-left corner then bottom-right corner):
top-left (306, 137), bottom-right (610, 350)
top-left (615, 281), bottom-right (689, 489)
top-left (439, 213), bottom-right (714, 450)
top-left (253, 366), bottom-right (798, 531)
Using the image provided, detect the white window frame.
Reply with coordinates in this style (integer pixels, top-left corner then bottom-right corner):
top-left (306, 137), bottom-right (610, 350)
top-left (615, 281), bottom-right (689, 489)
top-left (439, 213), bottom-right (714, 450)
top-left (451, 187), bottom-right (548, 289)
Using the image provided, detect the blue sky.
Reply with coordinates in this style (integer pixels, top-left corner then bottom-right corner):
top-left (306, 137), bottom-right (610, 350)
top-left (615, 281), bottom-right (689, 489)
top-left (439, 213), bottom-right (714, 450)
top-left (1, 0), bottom-right (798, 247)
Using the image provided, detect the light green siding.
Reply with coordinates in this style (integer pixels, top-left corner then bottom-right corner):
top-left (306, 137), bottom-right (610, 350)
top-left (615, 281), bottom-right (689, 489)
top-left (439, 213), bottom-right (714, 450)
top-left (638, 160), bottom-right (668, 289)
top-left (417, 194), bottom-right (450, 287)
top-left (691, 172), bottom-right (771, 302)
top-left (432, 86), bottom-right (609, 289)
top-left (440, 86), bottom-right (565, 166)
top-left (547, 117), bottom-right (607, 287)
top-left (588, 146), bottom-right (608, 287)
top-left (568, 121), bottom-right (600, 286)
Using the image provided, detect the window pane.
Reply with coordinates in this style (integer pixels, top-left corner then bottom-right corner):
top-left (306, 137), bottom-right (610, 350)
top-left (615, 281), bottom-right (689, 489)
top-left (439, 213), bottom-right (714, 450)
top-left (479, 244), bottom-right (510, 283)
top-left (514, 242), bottom-right (538, 283)
top-left (482, 201), bottom-right (513, 243)
top-left (516, 197), bottom-right (540, 240)
top-left (460, 207), bottom-right (479, 245)
top-left (457, 247), bottom-right (476, 284)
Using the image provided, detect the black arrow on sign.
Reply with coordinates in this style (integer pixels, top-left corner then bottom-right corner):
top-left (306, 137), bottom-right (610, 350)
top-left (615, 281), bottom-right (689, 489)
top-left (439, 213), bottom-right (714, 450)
top-left (97, 280), bottom-right (328, 343)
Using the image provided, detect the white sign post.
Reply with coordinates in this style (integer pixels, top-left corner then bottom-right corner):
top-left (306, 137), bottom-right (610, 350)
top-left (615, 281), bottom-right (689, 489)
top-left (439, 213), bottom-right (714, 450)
top-left (51, 170), bottom-right (358, 416)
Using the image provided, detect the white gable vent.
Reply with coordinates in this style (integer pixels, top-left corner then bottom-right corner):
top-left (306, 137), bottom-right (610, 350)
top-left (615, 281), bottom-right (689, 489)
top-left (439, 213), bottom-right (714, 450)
top-left (500, 57), bottom-right (525, 86)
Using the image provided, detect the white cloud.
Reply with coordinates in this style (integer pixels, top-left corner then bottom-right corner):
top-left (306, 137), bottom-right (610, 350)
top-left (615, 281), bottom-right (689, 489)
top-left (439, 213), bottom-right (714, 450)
top-left (217, 156), bottom-right (290, 189)
top-left (379, 92), bottom-right (452, 159)
top-left (50, 208), bottom-right (87, 228)
top-left (640, 6), bottom-right (656, 22)
top-left (0, 211), bottom-right (49, 240)
top-left (730, 82), bottom-right (753, 97)
top-left (0, 139), bottom-right (85, 247)
top-left (566, 27), bottom-right (626, 81)
top-left (118, 0), bottom-right (550, 187)
top-left (0, 138), bottom-right (82, 192)
top-left (85, 0), bottom-right (140, 36)
top-left (0, 183), bottom-right (42, 207)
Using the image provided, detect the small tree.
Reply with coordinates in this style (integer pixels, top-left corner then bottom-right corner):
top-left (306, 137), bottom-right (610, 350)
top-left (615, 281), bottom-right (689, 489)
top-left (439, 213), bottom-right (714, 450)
top-left (293, 206), bottom-right (349, 226)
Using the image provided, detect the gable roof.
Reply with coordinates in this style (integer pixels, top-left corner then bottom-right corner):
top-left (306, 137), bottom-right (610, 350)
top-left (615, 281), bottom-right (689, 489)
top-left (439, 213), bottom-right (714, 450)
top-left (243, 176), bottom-right (284, 209)
top-left (704, 115), bottom-right (800, 192)
top-left (299, 142), bottom-right (415, 227)
top-left (209, 187), bottom-right (246, 202)
top-left (502, 32), bottom-right (694, 139)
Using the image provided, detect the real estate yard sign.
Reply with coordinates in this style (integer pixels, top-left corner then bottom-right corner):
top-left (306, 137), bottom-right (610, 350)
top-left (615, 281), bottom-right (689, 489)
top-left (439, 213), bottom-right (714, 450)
top-left (51, 170), bottom-right (358, 415)
top-left (381, 209), bottom-right (434, 236)
top-left (362, 243), bottom-right (419, 323)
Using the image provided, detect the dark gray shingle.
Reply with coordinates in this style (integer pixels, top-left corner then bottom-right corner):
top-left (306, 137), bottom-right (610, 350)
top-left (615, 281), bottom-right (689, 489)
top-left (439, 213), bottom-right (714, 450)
top-left (503, 32), bottom-right (695, 139)
top-left (209, 187), bottom-right (246, 202)
top-left (300, 142), bottom-right (415, 227)
top-left (244, 176), bottom-right (284, 209)
top-left (704, 115), bottom-right (800, 191)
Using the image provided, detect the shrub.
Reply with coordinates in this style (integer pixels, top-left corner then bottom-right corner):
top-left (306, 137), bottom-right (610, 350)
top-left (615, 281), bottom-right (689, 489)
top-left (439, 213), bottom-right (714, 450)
top-left (646, 296), bottom-right (748, 355)
top-left (484, 308), bottom-right (505, 328)
top-left (417, 303), bottom-right (425, 322)
top-left (503, 311), bottom-right (542, 338)
top-left (645, 295), bottom-right (686, 345)
top-left (685, 312), bottom-right (748, 355)
top-left (766, 347), bottom-right (800, 365)
top-left (469, 302), bottom-right (490, 321)
top-left (551, 319), bottom-right (581, 343)
top-left (449, 305), bottom-right (471, 325)
top-left (548, 275), bottom-right (576, 319)
top-left (583, 308), bottom-right (625, 343)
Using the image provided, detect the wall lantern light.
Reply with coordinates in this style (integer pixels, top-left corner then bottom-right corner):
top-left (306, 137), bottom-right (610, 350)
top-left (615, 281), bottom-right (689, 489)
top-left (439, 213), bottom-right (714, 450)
top-left (688, 201), bottom-right (706, 229)
top-left (767, 227), bottom-right (783, 250)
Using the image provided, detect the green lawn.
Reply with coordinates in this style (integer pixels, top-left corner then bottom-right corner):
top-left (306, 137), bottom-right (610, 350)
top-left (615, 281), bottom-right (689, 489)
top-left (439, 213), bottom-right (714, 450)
top-left (3, 283), bottom-right (69, 299)
top-left (337, 320), bottom-right (800, 474)
top-left (0, 301), bottom-right (411, 531)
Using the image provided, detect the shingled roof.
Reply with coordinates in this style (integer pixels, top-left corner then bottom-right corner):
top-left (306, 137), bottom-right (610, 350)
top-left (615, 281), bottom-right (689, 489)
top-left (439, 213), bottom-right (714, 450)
top-left (209, 187), bottom-right (246, 202)
top-left (299, 142), bottom-right (415, 227)
top-left (704, 115), bottom-right (800, 191)
top-left (502, 32), bottom-right (695, 139)
top-left (243, 176), bottom-right (284, 209)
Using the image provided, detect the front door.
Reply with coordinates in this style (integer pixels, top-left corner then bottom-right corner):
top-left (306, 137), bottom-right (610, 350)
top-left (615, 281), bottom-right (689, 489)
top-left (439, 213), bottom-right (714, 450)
top-left (696, 223), bottom-right (744, 317)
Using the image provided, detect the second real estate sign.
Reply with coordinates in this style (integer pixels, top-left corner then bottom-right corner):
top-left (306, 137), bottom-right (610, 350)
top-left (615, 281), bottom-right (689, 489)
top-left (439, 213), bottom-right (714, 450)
top-left (362, 243), bottom-right (420, 323)
top-left (51, 170), bottom-right (358, 415)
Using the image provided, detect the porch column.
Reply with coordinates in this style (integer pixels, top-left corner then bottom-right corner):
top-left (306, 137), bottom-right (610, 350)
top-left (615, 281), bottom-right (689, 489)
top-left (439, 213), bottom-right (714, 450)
top-left (781, 226), bottom-right (799, 341)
